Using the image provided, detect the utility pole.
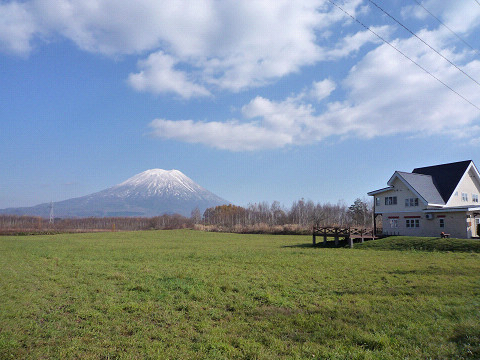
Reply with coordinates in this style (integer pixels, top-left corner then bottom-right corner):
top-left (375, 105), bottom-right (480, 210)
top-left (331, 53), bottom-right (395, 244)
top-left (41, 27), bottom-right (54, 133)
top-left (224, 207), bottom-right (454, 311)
top-left (49, 202), bottom-right (54, 225)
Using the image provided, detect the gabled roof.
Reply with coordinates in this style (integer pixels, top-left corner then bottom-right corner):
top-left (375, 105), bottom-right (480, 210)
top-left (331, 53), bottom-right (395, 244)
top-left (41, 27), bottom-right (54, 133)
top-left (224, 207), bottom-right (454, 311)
top-left (368, 160), bottom-right (478, 207)
top-left (394, 172), bottom-right (445, 205)
top-left (412, 160), bottom-right (472, 203)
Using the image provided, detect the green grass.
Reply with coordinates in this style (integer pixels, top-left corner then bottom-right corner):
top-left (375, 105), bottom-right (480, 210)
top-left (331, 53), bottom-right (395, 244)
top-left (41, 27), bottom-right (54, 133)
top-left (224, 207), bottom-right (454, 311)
top-left (1, 230), bottom-right (479, 359)
top-left (357, 236), bottom-right (480, 252)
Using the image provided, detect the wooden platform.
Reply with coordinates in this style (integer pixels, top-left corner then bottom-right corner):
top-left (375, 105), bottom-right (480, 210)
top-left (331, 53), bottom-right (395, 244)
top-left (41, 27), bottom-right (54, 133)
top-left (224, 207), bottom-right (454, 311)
top-left (312, 226), bottom-right (379, 248)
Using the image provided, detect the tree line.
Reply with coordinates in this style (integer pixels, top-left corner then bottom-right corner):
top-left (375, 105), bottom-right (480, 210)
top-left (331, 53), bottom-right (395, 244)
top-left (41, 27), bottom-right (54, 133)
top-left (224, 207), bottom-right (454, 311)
top-left (0, 214), bottom-right (193, 235)
top-left (0, 198), bottom-right (373, 235)
top-left (196, 198), bottom-right (373, 233)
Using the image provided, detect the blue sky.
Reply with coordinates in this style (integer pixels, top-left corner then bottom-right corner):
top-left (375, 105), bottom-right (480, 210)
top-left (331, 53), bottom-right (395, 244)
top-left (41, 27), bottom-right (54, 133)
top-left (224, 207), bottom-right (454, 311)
top-left (1, 0), bottom-right (480, 211)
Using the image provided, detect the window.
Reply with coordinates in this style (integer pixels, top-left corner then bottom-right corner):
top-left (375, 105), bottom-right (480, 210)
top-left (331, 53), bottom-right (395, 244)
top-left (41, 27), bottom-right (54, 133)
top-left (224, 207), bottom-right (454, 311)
top-left (454, 191), bottom-right (458, 196)
top-left (462, 193), bottom-right (468, 202)
top-left (406, 219), bottom-right (420, 228)
top-left (439, 218), bottom-right (445, 228)
top-left (473, 194), bottom-right (479, 203)
top-left (385, 196), bottom-right (397, 205)
top-left (375, 197), bottom-right (381, 206)
top-left (389, 219), bottom-right (398, 228)
top-left (405, 198), bottom-right (419, 207)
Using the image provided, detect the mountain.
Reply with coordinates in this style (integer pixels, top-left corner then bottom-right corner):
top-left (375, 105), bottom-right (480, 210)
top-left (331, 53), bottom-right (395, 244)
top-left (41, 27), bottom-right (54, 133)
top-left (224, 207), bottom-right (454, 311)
top-left (0, 169), bottom-right (229, 218)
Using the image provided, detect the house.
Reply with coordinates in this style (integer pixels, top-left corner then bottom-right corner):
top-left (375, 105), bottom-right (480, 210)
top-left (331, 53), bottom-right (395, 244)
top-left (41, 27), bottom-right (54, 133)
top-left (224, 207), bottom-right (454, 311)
top-left (368, 160), bottom-right (480, 239)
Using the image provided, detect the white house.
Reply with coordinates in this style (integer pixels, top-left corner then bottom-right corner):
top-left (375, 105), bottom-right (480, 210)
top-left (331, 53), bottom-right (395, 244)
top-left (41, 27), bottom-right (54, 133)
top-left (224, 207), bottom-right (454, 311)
top-left (368, 160), bottom-right (480, 239)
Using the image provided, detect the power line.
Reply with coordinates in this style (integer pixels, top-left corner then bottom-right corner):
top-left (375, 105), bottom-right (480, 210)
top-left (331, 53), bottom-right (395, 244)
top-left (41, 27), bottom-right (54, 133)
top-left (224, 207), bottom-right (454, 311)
top-left (412, 0), bottom-right (479, 56)
top-left (327, 0), bottom-right (480, 112)
top-left (367, 0), bottom-right (480, 88)
top-left (474, 0), bottom-right (480, 8)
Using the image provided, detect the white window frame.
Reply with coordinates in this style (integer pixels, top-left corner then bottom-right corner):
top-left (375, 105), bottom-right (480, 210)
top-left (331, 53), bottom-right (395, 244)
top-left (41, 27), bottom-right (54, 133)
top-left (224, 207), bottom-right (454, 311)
top-left (385, 196), bottom-right (397, 205)
top-left (406, 219), bottom-right (420, 228)
top-left (473, 194), bottom-right (478, 203)
top-left (376, 197), bottom-right (381, 206)
top-left (439, 218), bottom-right (445, 228)
top-left (405, 198), bottom-right (419, 207)
top-left (462, 192), bottom-right (468, 202)
top-left (389, 219), bottom-right (398, 228)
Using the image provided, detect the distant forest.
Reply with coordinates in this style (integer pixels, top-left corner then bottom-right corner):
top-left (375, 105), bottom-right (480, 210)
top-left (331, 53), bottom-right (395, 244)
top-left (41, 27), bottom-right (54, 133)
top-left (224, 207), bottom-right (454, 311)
top-left (0, 198), bottom-right (374, 235)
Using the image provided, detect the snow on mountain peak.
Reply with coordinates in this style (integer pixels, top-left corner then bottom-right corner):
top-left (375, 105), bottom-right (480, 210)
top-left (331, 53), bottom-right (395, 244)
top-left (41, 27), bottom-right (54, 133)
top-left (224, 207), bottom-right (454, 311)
top-left (113, 169), bottom-right (202, 197)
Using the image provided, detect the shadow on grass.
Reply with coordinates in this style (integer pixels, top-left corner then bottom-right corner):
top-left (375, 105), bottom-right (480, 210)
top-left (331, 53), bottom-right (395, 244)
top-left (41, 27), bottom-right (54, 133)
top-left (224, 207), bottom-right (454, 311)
top-left (283, 240), bottom-right (349, 249)
top-left (356, 236), bottom-right (480, 252)
top-left (450, 323), bottom-right (480, 359)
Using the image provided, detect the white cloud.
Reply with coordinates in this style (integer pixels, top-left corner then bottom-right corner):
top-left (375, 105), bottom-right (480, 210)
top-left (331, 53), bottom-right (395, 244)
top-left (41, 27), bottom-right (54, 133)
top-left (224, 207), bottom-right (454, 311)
top-left (309, 79), bottom-right (336, 101)
top-left (148, 22), bottom-right (480, 151)
top-left (1, 0), bottom-right (378, 96)
top-left (28, 0), bottom-right (187, 55)
top-left (418, 0), bottom-right (480, 34)
top-left (330, 39), bottom-right (480, 138)
top-left (148, 81), bottom-right (334, 151)
top-left (124, 0), bottom-right (341, 93)
top-left (128, 51), bottom-right (210, 99)
top-left (0, 2), bottom-right (37, 54)
top-left (324, 25), bottom-right (391, 59)
top-left (149, 118), bottom-right (292, 151)
top-left (3, 0), bottom-right (479, 150)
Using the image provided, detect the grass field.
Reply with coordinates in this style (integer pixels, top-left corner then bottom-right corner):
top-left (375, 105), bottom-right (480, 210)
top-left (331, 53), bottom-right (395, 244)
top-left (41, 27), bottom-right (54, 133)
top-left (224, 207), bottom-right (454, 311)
top-left (1, 230), bottom-right (479, 359)
top-left (356, 236), bottom-right (480, 253)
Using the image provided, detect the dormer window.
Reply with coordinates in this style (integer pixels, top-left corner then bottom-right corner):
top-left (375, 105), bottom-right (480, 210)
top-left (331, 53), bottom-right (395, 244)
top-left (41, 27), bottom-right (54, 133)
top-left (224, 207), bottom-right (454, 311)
top-left (405, 198), bottom-right (419, 207)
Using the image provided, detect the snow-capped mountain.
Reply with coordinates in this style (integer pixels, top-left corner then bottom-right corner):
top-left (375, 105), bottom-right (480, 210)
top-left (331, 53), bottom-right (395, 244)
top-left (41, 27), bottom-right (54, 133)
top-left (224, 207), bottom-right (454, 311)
top-left (0, 169), bottom-right (229, 218)
top-left (109, 169), bottom-right (216, 200)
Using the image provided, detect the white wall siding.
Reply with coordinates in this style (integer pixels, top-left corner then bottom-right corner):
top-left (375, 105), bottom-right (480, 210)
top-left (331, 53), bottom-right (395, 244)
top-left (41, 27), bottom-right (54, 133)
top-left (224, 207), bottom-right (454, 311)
top-left (422, 212), bottom-right (467, 239)
top-left (447, 167), bottom-right (480, 207)
top-left (374, 178), bottom-right (423, 214)
top-left (382, 212), bottom-right (469, 238)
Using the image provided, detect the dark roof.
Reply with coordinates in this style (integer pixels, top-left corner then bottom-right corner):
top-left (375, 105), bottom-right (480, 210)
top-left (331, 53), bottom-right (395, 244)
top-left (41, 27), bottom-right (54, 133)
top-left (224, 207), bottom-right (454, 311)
top-left (412, 160), bottom-right (472, 203)
top-left (396, 172), bottom-right (445, 205)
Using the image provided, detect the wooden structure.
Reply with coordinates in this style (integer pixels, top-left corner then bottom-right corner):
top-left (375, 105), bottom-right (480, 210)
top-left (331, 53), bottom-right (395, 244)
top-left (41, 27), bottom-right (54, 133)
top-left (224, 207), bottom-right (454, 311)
top-left (312, 226), bottom-right (379, 248)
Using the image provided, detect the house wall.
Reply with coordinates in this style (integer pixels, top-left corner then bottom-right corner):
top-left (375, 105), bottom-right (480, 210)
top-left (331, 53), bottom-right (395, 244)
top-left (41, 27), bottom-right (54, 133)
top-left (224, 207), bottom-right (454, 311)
top-left (374, 178), bottom-right (425, 214)
top-left (424, 212), bottom-right (468, 238)
top-left (447, 167), bottom-right (480, 207)
top-left (382, 212), bottom-right (468, 238)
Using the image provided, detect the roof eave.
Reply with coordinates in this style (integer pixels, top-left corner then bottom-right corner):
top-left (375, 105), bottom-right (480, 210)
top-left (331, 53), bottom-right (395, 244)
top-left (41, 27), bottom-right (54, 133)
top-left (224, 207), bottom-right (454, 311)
top-left (424, 206), bottom-right (480, 213)
top-left (367, 186), bottom-right (393, 196)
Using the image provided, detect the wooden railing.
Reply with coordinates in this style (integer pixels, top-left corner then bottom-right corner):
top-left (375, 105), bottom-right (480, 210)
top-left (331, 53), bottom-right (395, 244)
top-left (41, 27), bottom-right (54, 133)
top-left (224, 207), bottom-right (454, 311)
top-left (312, 226), bottom-right (379, 247)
